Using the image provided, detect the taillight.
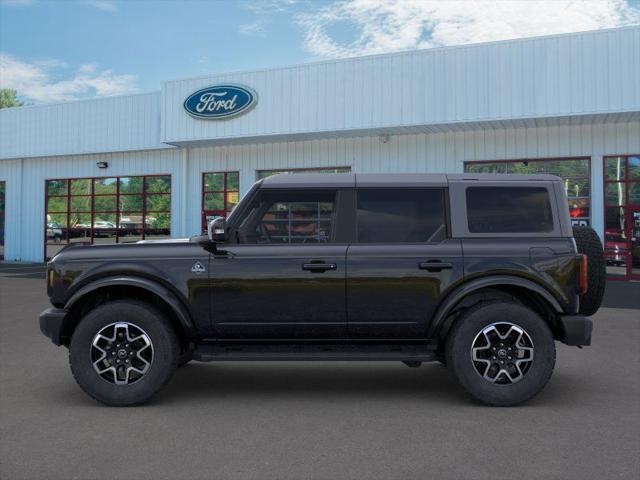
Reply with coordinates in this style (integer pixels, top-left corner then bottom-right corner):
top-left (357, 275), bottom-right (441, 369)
top-left (577, 254), bottom-right (588, 295)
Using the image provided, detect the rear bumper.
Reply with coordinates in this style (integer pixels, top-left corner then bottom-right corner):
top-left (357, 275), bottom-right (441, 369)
top-left (557, 315), bottom-right (593, 346)
top-left (39, 307), bottom-right (68, 346)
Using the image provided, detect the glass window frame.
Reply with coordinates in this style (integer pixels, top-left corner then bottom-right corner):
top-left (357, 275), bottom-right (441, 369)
top-left (464, 157), bottom-right (592, 227)
top-left (201, 171), bottom-right (240, 232)
top-left (603, 155), bottom-right (640, 281)
top-left (0, 180), bottom-right (5, 260)
top-left (44, 174), bottom-right (171, 259)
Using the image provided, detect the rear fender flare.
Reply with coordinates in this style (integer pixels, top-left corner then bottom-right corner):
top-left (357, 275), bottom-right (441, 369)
top-left (64, 276), bottom-right (196, 339)
top-left (428, 275), bottom-right (564, 339)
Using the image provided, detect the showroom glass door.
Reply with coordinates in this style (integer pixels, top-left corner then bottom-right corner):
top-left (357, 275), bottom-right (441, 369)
top-left (0, 181), bottom-right (5, 260)
top-left (604, 155), bottom-right (640, 280)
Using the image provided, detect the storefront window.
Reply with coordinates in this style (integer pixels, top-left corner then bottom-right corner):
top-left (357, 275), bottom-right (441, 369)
top-left (0, 181), bottom-right (5, 260)
top-left (464, 158), bottom-right (591, 226)
top-left (603, 155), bottom-right (640, 280)
top-left (45, 175), bottom-right (171, 259)
top-left (201, 171), bottom-right (240, 232)
top-left (257, 166), bottom-right (351, 180)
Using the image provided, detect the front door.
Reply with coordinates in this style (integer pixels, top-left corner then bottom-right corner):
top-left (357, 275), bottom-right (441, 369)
top-left (210, 188), bottom-right (349, 339)
top-left (347, 188), bottom-right (464, 338)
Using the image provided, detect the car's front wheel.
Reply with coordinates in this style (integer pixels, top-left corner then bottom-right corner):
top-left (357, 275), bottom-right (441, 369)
top-left (446, 301), bottom-right (555, 406)
top-left (69, 300), bottom-right (179, 406)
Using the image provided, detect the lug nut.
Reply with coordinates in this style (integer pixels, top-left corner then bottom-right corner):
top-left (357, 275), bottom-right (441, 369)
top-left (111, 352), bottom-right (116, 356)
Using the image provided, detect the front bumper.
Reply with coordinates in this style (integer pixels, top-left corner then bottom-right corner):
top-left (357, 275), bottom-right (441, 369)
top-left (39, 308), bottom-right (68, 346)
top-left (557, 315), bottom-right (593, 346)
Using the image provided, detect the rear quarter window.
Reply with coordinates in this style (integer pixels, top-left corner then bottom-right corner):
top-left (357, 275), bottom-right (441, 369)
top-left (466, 187), bottom-right (554, 233)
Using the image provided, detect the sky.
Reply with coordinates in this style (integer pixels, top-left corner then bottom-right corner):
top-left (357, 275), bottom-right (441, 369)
top-left (1, 0), bottom-right (639, 104)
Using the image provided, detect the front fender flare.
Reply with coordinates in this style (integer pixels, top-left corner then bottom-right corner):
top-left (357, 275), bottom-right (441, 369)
top-left (427, 275), bottom-right (565, 339)
top-left (64, 276), bottom-right (196, 339)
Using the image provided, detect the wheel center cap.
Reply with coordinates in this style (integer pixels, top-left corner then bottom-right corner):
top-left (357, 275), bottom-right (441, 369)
top-left (497, 349), bottom-right (508, 358)
top-left (117, 349), bottom-right (128, 359)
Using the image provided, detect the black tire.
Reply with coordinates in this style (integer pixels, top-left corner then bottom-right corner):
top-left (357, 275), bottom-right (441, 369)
top-left (69, 300), bottom-right (180, 406)
top-left (572, 225), bottom-right (606, 316)
top-left (446, 301), bottom-right (555, 406)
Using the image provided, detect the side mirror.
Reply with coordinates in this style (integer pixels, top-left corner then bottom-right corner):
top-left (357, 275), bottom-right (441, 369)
top-left (207, 217), bottom-right (226, 243)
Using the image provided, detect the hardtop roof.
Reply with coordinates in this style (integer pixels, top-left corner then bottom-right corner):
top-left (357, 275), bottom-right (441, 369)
top-left (259, 172), bottom-right (561, 188)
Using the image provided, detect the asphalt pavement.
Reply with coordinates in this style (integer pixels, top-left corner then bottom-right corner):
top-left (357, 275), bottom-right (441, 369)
top-left (0, 266), bottom-right (638, 480)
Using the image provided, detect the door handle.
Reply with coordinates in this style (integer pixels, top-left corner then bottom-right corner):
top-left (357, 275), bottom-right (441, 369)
top-left (419, 261), bottom-right (453, 272)
top-left (302, 262), bottom-right (337, 272)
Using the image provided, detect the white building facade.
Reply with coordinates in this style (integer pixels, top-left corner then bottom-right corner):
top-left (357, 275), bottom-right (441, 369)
top-left (1, 27), bottom-right (639, 279)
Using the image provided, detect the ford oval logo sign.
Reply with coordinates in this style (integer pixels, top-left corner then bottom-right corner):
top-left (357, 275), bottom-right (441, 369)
top-left (183, 84), bottom-right (257, 119)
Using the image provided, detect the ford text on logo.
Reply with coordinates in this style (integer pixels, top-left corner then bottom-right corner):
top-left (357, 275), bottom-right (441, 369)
top-left (183, 84), bottom-right (257, 119)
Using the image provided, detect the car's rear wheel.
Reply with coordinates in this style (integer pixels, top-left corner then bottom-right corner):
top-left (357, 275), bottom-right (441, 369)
top-left (446, 301), bottom-right (555, 406)
top-left (69, 300), bottom-right (179, 406)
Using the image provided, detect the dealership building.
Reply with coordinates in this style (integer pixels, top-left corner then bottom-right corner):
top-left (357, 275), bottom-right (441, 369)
top-left (1, 26), bottom-right (639, 279)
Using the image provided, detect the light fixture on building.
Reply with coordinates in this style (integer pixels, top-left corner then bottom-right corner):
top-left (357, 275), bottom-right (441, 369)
top-left (379, 133), bottom-right (390, 144)
top-left (96, 161), bottom-right (108, 169)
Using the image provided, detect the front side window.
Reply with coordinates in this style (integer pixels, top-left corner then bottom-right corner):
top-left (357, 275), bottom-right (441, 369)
top-left (356, 189), bottom-right (447, 243)
top-left (466, 187), bottom-right (553, 233)
top-left (237, 190), bottom-right (336, 244)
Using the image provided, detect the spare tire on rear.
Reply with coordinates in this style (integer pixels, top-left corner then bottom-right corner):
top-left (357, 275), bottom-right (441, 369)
top-left (572, 225), bottom-right (606, 316)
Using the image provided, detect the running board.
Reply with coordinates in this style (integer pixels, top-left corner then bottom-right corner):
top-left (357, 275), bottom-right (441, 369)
top-left (192, 342), bottom-right (438, 362)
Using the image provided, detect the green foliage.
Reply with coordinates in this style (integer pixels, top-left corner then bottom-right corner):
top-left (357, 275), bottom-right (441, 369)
top-left (0, 89), bottom-right (24, 109)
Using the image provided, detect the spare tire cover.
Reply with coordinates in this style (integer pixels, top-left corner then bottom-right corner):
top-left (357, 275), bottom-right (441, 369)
top-left (572, 225), bottom-right (606, 316)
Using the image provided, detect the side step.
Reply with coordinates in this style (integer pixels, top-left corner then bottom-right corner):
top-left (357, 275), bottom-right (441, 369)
top-left (192, 341), bottom-right (438, 362)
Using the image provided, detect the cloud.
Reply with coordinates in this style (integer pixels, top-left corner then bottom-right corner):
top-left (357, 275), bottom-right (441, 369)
top-left (84, 0), bottom-right (118, 13)
top-left (242, 0), bottom-right (298, 15)
top-left (0, 53), bottom-right (138, 103)
top-left (297, 0), bottom-right (640, 58)
top-left (238, 19), bottom-right (266, 36)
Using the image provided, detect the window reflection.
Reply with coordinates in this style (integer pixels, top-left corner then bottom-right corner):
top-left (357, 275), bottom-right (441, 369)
top-left (45, 175), bottom-right (171, 259)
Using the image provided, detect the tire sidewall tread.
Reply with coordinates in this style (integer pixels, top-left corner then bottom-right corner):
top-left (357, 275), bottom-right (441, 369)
top-left (446, 301), bottom-right (556, 407)
top-left (69, 300), bottom-right (179, 407)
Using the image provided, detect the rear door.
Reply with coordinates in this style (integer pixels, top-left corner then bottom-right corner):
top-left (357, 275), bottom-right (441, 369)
top-left (346, 188), bottom-right (464, 338)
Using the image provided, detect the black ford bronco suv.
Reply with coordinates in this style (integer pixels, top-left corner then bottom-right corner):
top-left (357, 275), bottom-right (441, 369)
top-left (40, 173), bottom-right (605, 407)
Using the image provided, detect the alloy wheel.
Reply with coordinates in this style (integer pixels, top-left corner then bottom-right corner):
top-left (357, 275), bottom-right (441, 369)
top-left (90, 322), bottom-right (154, 385)
top-left (471, 322), bottom-right (534, 384)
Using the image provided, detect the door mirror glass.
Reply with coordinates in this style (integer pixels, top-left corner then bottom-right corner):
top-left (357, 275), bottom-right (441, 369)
top-left (207, 217), bottom-right (226, 243)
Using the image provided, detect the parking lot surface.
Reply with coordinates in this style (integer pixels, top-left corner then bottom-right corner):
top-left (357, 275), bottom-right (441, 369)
top-left (1, 265), bottom-right (639, 480)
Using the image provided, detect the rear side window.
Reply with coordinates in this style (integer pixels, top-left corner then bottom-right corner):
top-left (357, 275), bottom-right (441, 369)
top-left (466, 187), bottom-right (554, 233)
top-left (357, 189), bottom-right (447, 243)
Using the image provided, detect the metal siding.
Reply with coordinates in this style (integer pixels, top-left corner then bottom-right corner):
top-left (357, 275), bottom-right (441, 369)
top-left (161, 27), bottom-right (640, 145)
top-left (181, 120), bottom-right (639, 243)
top-left (0, 92), bottom-right (168, 160)
top-left (0, 149), bottom-right (183, 262)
